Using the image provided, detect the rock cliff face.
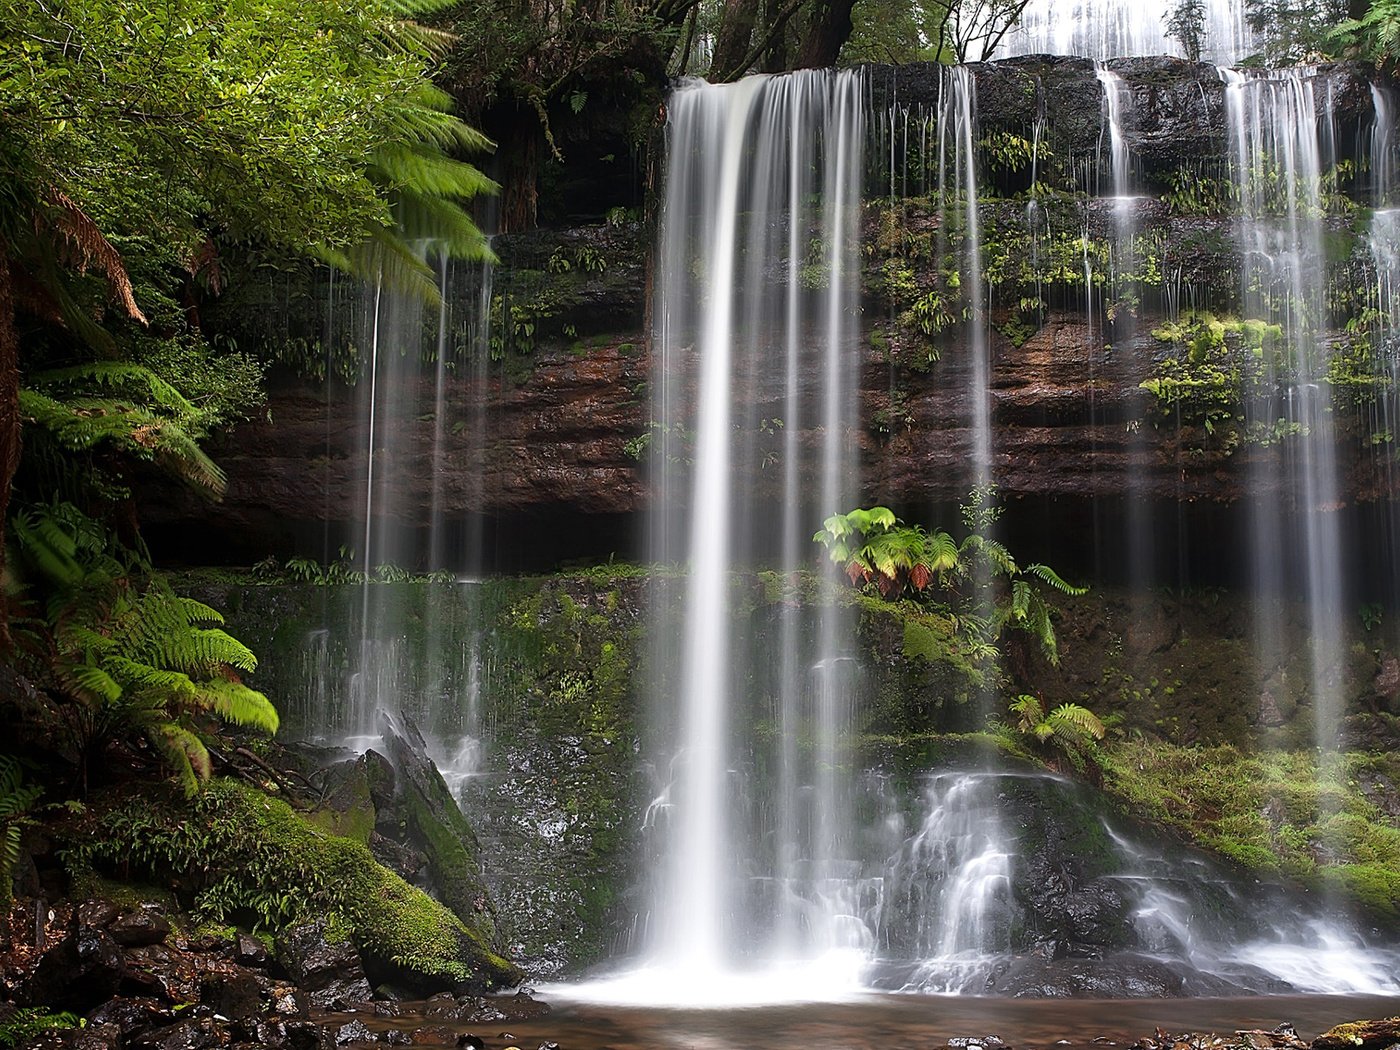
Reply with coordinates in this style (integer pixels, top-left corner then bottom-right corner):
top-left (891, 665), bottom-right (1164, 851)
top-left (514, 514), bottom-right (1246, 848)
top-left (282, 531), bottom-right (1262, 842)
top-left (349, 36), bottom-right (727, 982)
top-left (145, 58), bottom-right (1396, 569)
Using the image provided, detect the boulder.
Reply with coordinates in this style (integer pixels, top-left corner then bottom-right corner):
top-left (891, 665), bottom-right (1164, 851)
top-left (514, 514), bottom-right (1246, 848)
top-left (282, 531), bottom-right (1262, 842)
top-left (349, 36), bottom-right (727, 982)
top-left (1313, 1018), bottom-right (1400, 1050)
top-left (275, 921), bottom-right (371, 1010)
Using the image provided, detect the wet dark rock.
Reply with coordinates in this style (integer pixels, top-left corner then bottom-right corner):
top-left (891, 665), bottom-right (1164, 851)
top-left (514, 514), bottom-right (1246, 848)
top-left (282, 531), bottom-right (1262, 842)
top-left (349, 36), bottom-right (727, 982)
top-left (131, 1018), bottom-right (228, 1050)
top-left (275, 921), bottom-right (371, 1010)
top-left (536, 1043), bottom-right (560, 1050)
top-left (983, 954), bottom-right (1188, 997)
top-left (376, 714), bottom-right (501, 952)
top-left (1236, 1024), bottom-right (1309, 1050)
top-left (3, 901), bottom-right (127, 1011)
top-left (454, 1036), bottom-right (484, 1050)
top-left (110, 907), bottom-right (172, 948)
top-left (373, 1002), bottom-right (405, 1018)
top-left (269, 983), bottom-right (311, 1018)
top-left (424, 996), bottom-right (504, 1024)
top-left (24, 1021), bottom-right (123, 1050)
top-left (122, 944), bottom-right (202, 1002)
top-left (86, 996), bottom-right (175, 1036)
top-left (231, 1018), bottom-right (288, 1047)
top-left (234, 935), bottom-right (269, 968)
top-left (382, 1032), bottom-right (413, 1047)
top-left (200, 970), bottom-right (263, 1020)
top-left (334, 1021), bottom-right (375, 1045)
top-left (285, 1021), bottom-right (337, 1050)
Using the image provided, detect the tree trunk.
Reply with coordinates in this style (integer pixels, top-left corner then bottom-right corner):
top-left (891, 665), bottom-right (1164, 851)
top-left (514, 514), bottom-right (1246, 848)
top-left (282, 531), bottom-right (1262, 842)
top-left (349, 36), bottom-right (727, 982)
top-left (795, 0), bottom-right (857, 68)
top-left (498, 117), bottom-right (540, 233)
top-left (0, 247), bottom-right (21, 654)
top-left (710, 0), bottom-right (758, 80)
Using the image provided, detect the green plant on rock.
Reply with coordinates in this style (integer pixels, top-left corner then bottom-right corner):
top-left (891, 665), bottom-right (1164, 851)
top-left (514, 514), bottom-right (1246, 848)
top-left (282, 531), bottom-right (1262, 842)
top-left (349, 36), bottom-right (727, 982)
top-left (814, 490), bottom-right (1087, 665)
top-left (64, 778), bottom-right (514, 985)
top-left (0, 757), bottom-right (41, 901)
top-left (0, 1009), bottom-right (82, 1048)
top-left (11, 502), bottom-right (277, 796)
top-left (1007, 694), bottom-right (1106, 772)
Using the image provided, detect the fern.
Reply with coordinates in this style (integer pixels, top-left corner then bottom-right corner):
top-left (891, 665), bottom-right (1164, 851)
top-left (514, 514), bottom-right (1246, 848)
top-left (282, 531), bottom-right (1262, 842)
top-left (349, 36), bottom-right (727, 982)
top-left (13, 503), bottom-right (280, 797)
top-left (0, 758), bottom-right (42, 901)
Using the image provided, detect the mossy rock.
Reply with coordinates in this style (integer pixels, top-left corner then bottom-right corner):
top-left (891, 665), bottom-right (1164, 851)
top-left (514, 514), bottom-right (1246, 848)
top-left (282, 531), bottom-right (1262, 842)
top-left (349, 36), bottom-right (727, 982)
top-left (1313, 1018), bottom-right (1400, 1050)
top-left (377, 714), bottom-right (500, 950)
top-left (61, 779), bottom-right (521, 993)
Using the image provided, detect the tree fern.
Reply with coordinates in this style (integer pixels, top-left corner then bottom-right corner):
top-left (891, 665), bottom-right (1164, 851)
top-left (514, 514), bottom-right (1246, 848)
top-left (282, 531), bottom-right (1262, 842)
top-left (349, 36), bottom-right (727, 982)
top-left (13, 502), bottom-right (280, 796)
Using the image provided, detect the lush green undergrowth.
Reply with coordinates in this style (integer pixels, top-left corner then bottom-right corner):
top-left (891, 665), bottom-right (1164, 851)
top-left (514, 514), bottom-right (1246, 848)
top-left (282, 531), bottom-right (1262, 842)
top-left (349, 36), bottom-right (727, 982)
top-left (1100, 740), bottom-right (1400, 921)
top-left (62, 778), bottom-right (518, 988)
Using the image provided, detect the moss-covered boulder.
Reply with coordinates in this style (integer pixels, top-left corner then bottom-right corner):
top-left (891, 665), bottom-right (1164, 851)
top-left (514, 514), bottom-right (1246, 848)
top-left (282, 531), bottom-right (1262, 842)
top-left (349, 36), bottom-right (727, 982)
top-left (376, 713), bottom-right (500, 950)
top-left (62, 779), bottom-right (521, 994)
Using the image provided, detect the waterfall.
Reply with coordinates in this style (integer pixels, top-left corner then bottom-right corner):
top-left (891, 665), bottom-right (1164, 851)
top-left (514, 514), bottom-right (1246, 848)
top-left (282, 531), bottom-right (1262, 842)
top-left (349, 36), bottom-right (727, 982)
top-left (1221, 68), bottom-right (1348, 760)
top-left (586, 69), bottom-right (868, 1003)
top-left (1000, 0), bottom-right (1253, 63)
top-left (289, 251), bottom-right (496, 756)
top-left (1096, 66), bottom-right (1155, 590)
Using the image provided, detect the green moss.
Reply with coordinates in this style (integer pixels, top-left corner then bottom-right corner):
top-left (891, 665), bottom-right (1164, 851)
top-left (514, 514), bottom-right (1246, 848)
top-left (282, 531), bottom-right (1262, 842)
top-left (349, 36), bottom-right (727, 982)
top-left (63, 779), bottom-right (520, 989)
top-left (1099, 741), bottom-right (1400, 921)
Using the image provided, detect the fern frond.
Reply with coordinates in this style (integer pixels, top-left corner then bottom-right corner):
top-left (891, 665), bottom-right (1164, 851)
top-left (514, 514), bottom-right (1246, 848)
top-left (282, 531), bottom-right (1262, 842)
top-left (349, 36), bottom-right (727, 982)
top-left (31, 363), bottom-right (197, 417)
top-left (44, 191), bottom-right (147, 324)
top-left (1047, 703), bottom-right (1106, 740)
top-left (192, 679), bottom-right (280, 734)
top-left (148, 723), bottom-right (210, 798)
top-left (978, 537), bottom-right (1017, 576)
top-left (185, 629), bottom-right (258, 674)
top-left (1010, 578), bottom-right (1031, 621)
top-left (105, 656), bottom-right (197, 702)
top-left (1025, 563), bottom-right (1088, 596)
top-left (59, 663), bottom-right (124, 703)
top-left (333, 233), bottom-right (442, 305)
top-left (373, 142), bottom-right (498, 200)
top-left (391, 193), bottom-right (496, 261)
top-left (924, 529), bottom-right (961, 574)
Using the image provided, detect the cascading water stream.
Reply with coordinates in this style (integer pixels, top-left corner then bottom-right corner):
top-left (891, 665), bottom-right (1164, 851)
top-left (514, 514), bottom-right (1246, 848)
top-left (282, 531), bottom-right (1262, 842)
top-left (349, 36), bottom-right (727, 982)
top-left (1221, 69), bottom-right (1348, 765)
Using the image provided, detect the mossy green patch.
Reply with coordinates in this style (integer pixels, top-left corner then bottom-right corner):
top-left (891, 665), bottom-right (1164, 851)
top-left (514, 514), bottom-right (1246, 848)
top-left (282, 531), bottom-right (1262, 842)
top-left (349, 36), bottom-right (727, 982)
top-left (62, 779), bottom-right (520, 989)
top-left (1099, 741), bottom-right (1400, 921)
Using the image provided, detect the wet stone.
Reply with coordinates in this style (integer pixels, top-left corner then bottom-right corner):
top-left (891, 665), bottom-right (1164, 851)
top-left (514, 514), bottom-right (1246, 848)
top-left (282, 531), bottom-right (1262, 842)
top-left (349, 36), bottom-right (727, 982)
top-left (86, 996), bottom-right (174, 1036)
top-left (234, 934), bottom-right (269, 968)
top-left (109, 907), bottom-right (172, 948)
top-left (131, 1018), bottom-right (228, 1050)
top-left (232, 1017), bottom-right (288, 1047)
top-left (335, 1021), bottom-right (376, 1045)
top-left (284, 1021), bottom-right (336, 1050)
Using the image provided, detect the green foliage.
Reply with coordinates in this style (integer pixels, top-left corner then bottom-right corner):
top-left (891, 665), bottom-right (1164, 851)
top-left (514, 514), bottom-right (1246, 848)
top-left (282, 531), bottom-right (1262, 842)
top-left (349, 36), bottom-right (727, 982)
top-left (1244, 0), bottom-right (1347, 64)
top-left (0, 1009), bottom-right (82, 1048)
top-left (814, 490), bottom-right (1086, 665)
top-left (11, 503), bottom-right (277, 796)
top-left (1163, 168), bottom-right (1238, 216)
top-left (21, 363), bottom-right (230, 498)
top-left (1100, 741), bottom-right (1400, 920)
top-left (0, 758), bottom-right (41, 901)
top-left (1330, 0), bottom-right (1400, 69)
top-left (64, 779), bottom-right (504, 982)
top-left (1166, 0), bottom-right (1209, 61)
top-left (1007, 694), bottom-right (1106, 772)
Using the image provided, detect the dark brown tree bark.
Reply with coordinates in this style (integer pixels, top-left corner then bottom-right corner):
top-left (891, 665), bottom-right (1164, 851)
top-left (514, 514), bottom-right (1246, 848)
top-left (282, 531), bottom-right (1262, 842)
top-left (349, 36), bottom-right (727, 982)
top-left (0, 247), bottom-right (20, 654)
top-left (710, 0), bottom-right (759, 80)
top-left (795, 0), bottom-right (857, 68)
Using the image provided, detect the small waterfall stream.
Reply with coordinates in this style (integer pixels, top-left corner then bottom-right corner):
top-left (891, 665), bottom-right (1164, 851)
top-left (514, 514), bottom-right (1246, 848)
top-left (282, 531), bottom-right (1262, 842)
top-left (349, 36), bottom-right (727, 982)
top-left (1222, 68), bottom-right (1349, 761)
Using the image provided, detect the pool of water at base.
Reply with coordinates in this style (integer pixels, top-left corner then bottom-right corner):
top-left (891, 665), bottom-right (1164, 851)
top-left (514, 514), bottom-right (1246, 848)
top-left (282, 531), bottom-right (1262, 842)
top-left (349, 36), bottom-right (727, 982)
top-left (340, 994), bottom-right (1400, 1050)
